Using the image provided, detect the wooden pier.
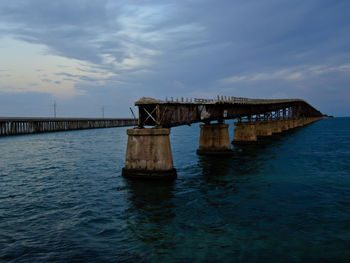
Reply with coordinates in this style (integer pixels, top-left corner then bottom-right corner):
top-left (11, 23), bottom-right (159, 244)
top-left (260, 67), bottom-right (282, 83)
top-left (0, 118), bottom-right (137, 136)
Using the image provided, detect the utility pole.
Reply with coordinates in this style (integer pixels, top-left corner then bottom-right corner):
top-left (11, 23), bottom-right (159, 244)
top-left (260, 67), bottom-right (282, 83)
top-left (102, 105), bottom-right (105, 119)
top-left (54, 100), bottom-right (57, 118)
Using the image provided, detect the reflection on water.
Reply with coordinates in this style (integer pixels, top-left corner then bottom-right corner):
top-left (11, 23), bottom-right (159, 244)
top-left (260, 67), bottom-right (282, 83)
top-left (123, 180), bottom-right (177, 260)
top-left (1, 119), bottom-right (350, 262)
top-left (125, 180), bottom-right (176, 231)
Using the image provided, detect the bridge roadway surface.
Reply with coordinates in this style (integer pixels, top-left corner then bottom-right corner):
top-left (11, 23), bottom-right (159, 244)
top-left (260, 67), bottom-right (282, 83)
top-left (135, 96), bottom-right (322, 127)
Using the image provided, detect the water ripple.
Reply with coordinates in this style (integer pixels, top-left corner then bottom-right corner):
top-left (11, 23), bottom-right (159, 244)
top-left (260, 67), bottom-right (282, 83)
top-left (1, 120), bottom-right (350, 262)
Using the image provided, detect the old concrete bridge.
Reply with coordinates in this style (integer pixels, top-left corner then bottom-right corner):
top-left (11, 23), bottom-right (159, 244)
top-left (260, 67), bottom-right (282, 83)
top-left (122, 96), bottom-right (323, 180)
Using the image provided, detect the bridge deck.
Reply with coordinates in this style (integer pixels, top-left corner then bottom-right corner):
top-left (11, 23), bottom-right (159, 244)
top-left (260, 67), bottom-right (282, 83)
top-left (135, 97), bottom-right (322, 127)
top-left (135, 96), bottom-right (305, 105)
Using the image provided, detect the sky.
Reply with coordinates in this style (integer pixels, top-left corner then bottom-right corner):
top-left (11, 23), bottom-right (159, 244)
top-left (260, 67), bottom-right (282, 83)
top-left (0, 0), bottom-right (349, 117)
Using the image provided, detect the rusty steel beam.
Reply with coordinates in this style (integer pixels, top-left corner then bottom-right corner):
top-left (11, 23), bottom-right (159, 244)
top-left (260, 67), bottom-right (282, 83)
top-left (135, 97), bottom-right (322, 128)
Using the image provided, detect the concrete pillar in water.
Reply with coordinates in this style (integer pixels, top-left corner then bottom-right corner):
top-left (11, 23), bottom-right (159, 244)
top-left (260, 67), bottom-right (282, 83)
top-left (301, 118), bottom-right (306, 125)
top-left (292, 119), bottom-right (298, 128)
top-left (255, 121), bottom-right (272, 137)
top-left (233, 122), bottom-right (257, 144)
top-left (197, 123), bottom-right (232, 155)
top-left (296, 118), bottom-right (304, 127)
top-left (287, 119), bottom-right (295, 129)
top-left (280, 119), bottom-right (289, 132)
top-left (122, 128), bottom-right (177, 180)
top-left (313, 117), bottom-right (321, 123)
top-left (271, 120), bottom-right (282, 134)
top-left (309, 117), bottom-right (316, 124)
top-left (289, 119), bottom-right (294, 129)
top-left (303, 118), bottom-right (308, 126)
top-left (298, 118), bottom-right (304, 126)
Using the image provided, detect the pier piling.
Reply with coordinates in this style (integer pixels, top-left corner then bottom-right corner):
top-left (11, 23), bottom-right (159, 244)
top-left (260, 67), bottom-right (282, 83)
top-left (122, 128), bottom-right (177, 180)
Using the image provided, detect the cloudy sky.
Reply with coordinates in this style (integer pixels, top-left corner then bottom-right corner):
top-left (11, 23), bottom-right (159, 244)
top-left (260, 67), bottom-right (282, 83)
top-left (0, 0), bottom-right (349, 117)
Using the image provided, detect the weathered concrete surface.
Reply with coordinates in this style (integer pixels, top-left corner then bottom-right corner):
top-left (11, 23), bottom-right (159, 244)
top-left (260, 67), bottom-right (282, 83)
top-left (305, 117), bottom-right (321, 125)
top-left (233, 122), bottom-right (258, 144)
top-left (197, 123), bottom-right (232, 154)
top-left (271, 120), bottom-right (283, 134)
top-left (296, 118), bottom-right (304, 127)
top-left (280, 120), bottom-right (289, 131)
top-left (122, 128), bottom-right (177, 179)
top-left (255, 121), bottom-right (273, 137)
top-left (232, 117), bottom-right (324, 144)
top-left (287, 119), bottom-right (295, 129)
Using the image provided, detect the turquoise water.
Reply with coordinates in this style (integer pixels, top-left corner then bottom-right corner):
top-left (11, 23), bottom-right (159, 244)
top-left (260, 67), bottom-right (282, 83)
top-left (1, 118), bottom-right (350, 262)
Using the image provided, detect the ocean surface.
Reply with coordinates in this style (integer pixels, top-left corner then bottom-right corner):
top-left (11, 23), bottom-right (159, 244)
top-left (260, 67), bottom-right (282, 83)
top-left (0, 118), bottom-right (350, 262)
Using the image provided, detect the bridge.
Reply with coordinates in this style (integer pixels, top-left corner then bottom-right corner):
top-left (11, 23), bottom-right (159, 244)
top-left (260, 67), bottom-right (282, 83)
top-left (0, 118), bottom-right (137, 136)
top-left (122, 96), bottom-right (323, 180)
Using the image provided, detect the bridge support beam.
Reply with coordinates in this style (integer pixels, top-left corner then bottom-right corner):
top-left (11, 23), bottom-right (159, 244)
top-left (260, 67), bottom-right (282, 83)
top-left (233, 122), bottom-right (257, 144)
top-left (122, 128), bottom-right (177, 180)
top-left (197, 123), bottom-right (232, 155)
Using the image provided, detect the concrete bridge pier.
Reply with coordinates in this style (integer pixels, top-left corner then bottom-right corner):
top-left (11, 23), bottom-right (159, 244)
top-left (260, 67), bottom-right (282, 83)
top-left (271, 120), bottom-right (282, 134)
top-left (291, 118), bottom-right (299, 129)
top-left (308, 117), bottom-right (319, 124)
top-left (280, 119), bottom-right (289, 132)
top-left (122, 128), bottom-right (177, 180)
top-left (232, 121), bottom-right (258, 144)
top-left (287, 119), bottom-right (295, 129)
top-left (255, 121), bottom-right (273, 137)
top-left (303, 118), bottom-right (309, 125)
top-left (197, 123), bottom-right (232, 155)
top-left (299, 118), bottom-right (304, 126)
top-left (295, 118), bottom-right (303, 128)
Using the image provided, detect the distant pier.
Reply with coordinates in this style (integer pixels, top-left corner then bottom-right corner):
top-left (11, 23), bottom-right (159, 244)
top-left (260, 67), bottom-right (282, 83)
top-left (0, 118), bottom-right (137, 136)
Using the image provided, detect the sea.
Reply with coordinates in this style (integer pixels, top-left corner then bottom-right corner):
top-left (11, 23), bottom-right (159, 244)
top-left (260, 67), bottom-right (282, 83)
top-left (0, 118), bottom-right (349, 263)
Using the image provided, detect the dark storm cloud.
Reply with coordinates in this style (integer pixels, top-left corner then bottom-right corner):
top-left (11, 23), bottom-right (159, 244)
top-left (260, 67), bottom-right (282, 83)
top-left (0, 0), bottom-right (111, 64)
top-left (0, 0), bottom-right (207, 69)
top-left (0, 0), bottom-right (349, 116)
